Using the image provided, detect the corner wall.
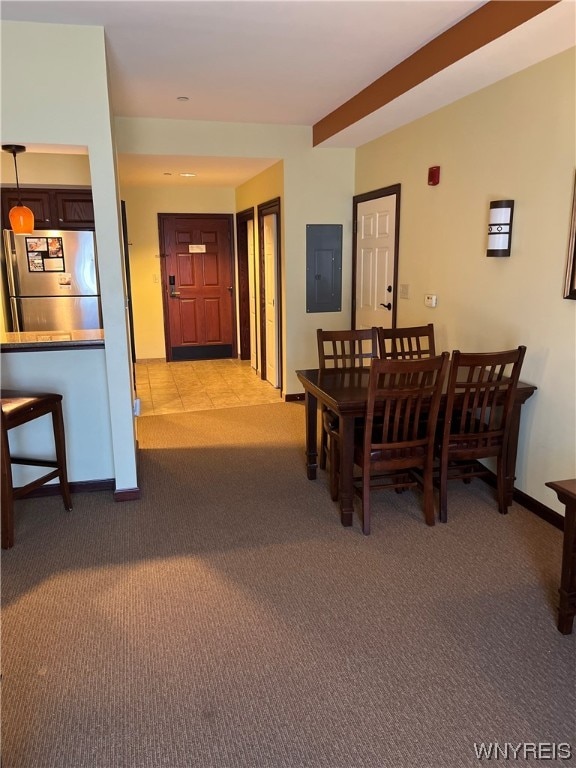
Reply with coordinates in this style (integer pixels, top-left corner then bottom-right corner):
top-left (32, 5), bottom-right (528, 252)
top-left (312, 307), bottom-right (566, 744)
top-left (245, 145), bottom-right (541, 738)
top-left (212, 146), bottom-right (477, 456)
top-left (355, 48), bottom-right (576, 512)
top-left (1, 20), bottom-right (137, 492)
top-left (120, 185), bottom-right (235, 360)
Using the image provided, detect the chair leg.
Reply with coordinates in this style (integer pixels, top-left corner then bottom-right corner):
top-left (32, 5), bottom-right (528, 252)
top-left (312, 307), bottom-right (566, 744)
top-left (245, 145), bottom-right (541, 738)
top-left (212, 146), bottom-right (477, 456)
top-left (319, 421), bottom-right (327, 470)
top-left (1, 425), bottom-right (14, 549)
top-left (51, 402), bottom-right (72, 512)
top-left (422, 466), bottom-right (436, 526)
top-left (439, 455), bottom-right (448, 523)
top-left (496, 456), bottom-right (508, 515)
top-left (329, 436), bottom-right (339, 502)
top-left (361, 471), bottom-right (371, 535)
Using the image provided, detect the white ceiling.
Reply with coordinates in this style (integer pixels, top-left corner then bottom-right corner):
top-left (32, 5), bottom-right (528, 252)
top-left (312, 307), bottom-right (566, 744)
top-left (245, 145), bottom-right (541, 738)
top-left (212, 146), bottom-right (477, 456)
top-left (2, 0), bottom-right (575, 186)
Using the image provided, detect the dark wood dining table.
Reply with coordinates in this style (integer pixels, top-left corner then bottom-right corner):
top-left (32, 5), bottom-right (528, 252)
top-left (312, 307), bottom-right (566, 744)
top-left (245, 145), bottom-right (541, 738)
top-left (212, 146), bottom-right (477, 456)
top-left (296, 367), bottom-right (537, 528)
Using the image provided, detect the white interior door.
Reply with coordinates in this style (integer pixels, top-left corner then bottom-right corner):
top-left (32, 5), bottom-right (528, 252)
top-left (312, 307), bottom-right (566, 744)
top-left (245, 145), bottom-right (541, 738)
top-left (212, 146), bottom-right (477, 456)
top-left (247, 219), bottom-right (258, 371)
top-left (355, 194), bottom-right (397, 330)
top-left (264, 213), bottom-right (279, 387)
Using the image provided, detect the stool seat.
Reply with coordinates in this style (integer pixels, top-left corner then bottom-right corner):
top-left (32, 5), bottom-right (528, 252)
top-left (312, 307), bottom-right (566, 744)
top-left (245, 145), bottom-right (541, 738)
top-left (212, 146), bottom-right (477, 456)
top-left (1, 388), bottom-right (72, 549)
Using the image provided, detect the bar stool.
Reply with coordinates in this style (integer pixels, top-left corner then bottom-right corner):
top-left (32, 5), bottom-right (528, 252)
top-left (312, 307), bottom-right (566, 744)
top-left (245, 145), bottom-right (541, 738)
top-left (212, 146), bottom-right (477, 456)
top-left (1, 389), bottom-right (72, 549)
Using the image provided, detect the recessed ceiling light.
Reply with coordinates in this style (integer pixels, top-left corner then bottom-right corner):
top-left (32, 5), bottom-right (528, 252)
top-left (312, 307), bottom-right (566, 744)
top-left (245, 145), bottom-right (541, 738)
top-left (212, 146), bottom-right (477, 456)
top-left (179, 172), bottom-right (196, 177)
top-left (176, 96), bottom-right (189, 102)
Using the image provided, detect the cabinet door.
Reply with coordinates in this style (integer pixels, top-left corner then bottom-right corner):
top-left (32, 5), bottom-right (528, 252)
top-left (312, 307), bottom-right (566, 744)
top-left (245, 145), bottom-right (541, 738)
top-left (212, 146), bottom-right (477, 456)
top-left (1, 189), bottom-right (52, 230)
top-left (53, 190), bottom-right (94, 229)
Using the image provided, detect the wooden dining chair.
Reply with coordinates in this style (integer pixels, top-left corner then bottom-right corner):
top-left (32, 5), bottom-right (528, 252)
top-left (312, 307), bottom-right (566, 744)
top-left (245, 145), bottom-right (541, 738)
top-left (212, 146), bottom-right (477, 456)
top-left (1, 389), bottom-right (73, 549)
top-left (377, 323), bottom-right (435, 360)
top-left (436, 346), bottom-right (526, 522)
top-left (316, 328), bottom-right (378, 501)
top-left (353, 353), bottom-right (450, 535)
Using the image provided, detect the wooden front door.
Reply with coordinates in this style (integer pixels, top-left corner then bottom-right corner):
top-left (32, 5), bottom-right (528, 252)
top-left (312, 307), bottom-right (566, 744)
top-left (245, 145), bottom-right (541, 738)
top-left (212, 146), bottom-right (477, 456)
top-left (159, 213), bottom-right (235, 361)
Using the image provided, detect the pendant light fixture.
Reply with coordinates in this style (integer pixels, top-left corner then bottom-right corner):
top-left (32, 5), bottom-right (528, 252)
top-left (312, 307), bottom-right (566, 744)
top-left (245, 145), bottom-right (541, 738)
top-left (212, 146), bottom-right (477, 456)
top-left (2, 144), bottom-right (35, 234)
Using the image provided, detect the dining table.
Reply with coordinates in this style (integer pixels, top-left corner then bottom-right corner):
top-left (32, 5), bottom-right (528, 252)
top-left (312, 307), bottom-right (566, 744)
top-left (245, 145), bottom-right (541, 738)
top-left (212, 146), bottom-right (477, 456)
top-left (296, 366), bottom-right (537, 528)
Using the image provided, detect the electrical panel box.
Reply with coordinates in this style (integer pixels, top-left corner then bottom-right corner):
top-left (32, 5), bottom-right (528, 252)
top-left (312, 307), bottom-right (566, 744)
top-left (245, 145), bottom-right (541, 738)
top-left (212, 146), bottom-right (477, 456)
top-left (306, 224), bottom-right (342, 313)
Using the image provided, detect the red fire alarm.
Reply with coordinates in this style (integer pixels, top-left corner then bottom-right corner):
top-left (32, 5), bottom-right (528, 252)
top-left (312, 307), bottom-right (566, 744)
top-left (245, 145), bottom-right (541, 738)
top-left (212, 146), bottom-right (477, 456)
top-left (428, 166), bottom-right (440, 186)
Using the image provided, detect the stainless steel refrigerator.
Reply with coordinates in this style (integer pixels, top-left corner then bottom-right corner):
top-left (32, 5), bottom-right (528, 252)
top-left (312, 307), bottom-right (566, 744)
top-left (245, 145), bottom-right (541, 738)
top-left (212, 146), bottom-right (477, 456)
top-left (3, 229), bottom-right (102, 332)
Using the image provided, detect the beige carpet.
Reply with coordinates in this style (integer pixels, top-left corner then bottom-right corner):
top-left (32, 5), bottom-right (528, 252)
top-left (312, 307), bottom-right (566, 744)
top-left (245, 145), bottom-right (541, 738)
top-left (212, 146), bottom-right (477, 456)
top-left (1, 402), bottom-right (574, 767)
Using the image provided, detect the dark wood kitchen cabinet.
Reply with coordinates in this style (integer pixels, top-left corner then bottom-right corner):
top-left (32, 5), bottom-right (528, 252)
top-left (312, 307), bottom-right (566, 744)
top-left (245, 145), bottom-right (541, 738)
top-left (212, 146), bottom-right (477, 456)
top-left (1, 189), bottom-right (53, 228)
top-left (1, 188), bottom-right (94, 230)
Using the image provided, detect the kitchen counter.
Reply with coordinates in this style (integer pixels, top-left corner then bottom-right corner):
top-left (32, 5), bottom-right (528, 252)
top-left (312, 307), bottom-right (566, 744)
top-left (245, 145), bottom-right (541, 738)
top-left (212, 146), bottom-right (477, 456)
top-left (1, 329), bottom-right (105, 351)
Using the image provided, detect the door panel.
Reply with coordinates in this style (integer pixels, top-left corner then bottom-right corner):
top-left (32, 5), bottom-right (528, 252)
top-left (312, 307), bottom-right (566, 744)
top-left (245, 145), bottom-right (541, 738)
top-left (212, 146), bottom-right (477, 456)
top-left (354, 189), bottom-right (399, 331)
top-left (160, 214), bottom-right (235, 361)
top-left (264, 214), bottom-right (278, 387)
top-left (248, 220), bottom-right (258, 371)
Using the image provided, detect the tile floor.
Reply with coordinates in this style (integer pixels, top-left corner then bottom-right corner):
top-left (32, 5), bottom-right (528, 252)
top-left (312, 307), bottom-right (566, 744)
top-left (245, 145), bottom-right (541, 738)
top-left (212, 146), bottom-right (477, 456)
top-left (135, 358), bottom-right (283, 416)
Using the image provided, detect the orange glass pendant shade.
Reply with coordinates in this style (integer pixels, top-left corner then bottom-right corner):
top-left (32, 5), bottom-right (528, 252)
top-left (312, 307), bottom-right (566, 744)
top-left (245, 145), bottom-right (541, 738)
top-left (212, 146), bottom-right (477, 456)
top-left (9, 204), bottom-right (34, 235)
top-left (2, 144), bottom-right (35, 234)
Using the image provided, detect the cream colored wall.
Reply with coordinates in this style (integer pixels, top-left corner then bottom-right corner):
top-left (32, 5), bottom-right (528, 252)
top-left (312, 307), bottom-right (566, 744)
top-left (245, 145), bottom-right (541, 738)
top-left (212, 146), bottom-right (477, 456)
top-left (1, 20), bottom-right (138, 492)
top-left (355, 48), bottom-right (576, 512)
top-left (116, 117), bottom-right (355, 393)
top-left (120, 185), bottom-right (235, 360)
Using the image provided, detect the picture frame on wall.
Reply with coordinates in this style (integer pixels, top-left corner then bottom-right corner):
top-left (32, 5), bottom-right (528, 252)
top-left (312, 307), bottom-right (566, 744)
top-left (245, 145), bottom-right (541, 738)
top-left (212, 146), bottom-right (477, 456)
top-left (564, 171), bottom-right (576, 300)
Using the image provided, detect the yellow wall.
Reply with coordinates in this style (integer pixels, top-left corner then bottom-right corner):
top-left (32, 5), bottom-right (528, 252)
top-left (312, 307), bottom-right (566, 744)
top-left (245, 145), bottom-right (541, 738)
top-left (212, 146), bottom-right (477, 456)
top-left (355, 48), bottom-right (576, 509)
top-left (0, 152), bottom-right (91, 187)
top-left (235, 161), bottom-right (284, 373)
top-left (120, 185), bottom-right (235, 360)
top-left (115, 117), bottom-right (355, 392)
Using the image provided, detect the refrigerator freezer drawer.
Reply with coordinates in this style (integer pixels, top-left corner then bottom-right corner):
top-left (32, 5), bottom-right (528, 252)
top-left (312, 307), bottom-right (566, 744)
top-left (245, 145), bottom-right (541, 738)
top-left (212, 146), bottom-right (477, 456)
top-left (11, 296), bottom-right (102, 332)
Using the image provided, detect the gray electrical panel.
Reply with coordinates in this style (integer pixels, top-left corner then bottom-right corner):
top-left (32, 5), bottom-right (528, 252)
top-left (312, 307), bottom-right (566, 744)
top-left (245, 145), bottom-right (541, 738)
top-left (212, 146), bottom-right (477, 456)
top-left (306, 224), bottom-right (342, 313)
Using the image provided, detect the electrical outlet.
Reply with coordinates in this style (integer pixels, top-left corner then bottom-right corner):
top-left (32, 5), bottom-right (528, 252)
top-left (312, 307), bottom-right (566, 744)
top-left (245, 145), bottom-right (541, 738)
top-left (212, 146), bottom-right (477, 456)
top-left (424, 294), bottom-right (437, 308)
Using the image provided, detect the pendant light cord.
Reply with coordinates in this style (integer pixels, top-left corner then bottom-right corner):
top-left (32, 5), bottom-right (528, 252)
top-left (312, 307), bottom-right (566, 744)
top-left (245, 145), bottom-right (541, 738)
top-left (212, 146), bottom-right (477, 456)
top-left (11, 149), bottom-right (23, 205)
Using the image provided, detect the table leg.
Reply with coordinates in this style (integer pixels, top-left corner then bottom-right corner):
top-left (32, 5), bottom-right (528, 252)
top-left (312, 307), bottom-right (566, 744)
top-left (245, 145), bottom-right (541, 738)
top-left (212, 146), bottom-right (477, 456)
top-left (304, 391), bottom-right (318, 480)
top-left (558, 501), bottom-right (576, 635)
top-left (338, 414), bottom-right (354, 527)
top-left (504, 401), bottom-right (522, 506)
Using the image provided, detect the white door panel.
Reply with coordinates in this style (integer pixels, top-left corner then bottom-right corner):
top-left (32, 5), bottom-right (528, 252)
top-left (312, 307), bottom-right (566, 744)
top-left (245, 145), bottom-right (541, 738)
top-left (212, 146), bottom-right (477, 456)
top-left (264, 214), bottom-right (279, 387)
top-left (247, 220), bottom-right (258, 371)
top-left (355, 195), bottom-right (397, 331)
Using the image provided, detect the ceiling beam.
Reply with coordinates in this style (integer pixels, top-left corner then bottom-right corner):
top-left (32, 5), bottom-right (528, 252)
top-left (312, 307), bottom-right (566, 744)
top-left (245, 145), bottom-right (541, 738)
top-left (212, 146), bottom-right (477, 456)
top-left (312, 0), bottom-right (560, 146)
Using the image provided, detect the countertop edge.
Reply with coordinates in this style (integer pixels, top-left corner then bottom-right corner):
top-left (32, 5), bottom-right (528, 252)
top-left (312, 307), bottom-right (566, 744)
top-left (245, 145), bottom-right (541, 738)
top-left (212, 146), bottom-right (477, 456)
top-left (1, 340), bottom-right (105, 352)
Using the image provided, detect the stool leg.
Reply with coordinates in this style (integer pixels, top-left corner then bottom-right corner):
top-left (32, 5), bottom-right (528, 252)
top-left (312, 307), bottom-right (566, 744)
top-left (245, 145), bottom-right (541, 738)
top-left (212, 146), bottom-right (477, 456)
top-left (1, 421), bottom-right (15, 549)
top-left (52, 402), bottom-right (72, 511)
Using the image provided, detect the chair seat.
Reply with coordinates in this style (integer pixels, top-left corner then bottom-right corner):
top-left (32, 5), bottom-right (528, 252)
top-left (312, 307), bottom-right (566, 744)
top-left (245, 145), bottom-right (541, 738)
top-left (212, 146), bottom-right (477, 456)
top-left (361, 444), bottom-right (427, 464)
top-left (1, 390), bottom-right (64, 424)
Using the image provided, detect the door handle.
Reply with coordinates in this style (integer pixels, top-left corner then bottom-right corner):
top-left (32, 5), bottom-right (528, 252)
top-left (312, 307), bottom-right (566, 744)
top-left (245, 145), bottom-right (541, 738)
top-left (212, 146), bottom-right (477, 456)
top-left (170, 291), bottom-right (181, 297)
top-left (380, 302), bottom-right (392, 310)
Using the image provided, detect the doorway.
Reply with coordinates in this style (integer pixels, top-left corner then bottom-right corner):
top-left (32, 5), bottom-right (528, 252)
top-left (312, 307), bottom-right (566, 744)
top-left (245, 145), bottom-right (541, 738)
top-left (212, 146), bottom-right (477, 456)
top-left (159, 213), bottom-right (236, 361)
top-left (257, 198), bottom-right (281, 389)
top-left (235, 208), bottom-right (256, 364)
top-left (352, 184), bottom-right (401, 330)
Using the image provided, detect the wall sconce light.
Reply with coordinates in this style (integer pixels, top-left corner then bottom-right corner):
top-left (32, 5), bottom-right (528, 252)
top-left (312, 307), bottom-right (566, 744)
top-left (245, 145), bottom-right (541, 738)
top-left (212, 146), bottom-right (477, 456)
top-left (2, 144), bottom-right (35, 234)
top-left (487, 200), bottom-right (514, 257)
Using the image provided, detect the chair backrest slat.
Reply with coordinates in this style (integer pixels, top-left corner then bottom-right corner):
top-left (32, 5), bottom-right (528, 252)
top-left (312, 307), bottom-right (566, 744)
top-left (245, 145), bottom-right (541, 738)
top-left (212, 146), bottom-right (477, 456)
top-left (444, 346), bottom-right (526, 445)
top-left (317, 328), bottom-right (379, 369)
top-left (365, 353), bottom-right (450, 457)
top-left (377, 324), bottom-right (436, 361)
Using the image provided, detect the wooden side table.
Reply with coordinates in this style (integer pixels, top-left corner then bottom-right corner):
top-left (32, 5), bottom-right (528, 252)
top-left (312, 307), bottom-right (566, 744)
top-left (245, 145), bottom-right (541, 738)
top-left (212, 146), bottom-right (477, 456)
top-left (545, 479), bottom-right (576, 634)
